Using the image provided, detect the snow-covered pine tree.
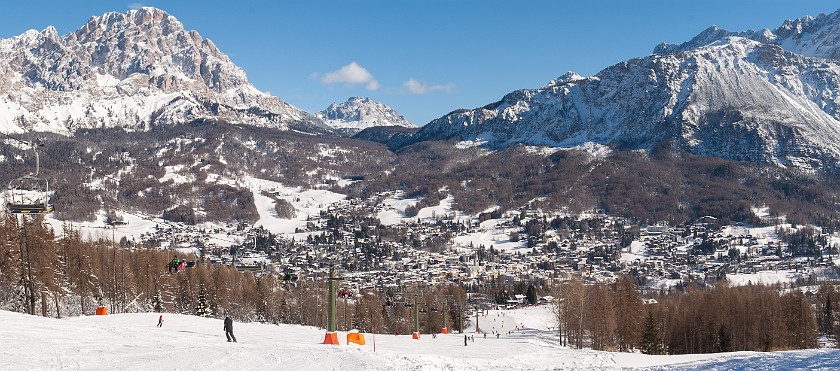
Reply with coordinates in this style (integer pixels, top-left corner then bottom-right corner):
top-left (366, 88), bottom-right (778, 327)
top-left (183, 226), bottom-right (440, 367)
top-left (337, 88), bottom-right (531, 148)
top-left (195, 284), bottom-right (211, 317)
top-left (152, 292), bottom-right (163, 313)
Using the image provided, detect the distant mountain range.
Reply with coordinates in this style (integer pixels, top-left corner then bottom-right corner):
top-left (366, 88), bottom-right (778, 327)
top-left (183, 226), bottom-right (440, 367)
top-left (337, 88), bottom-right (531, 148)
top-left (3, 6), bottom-right (840, 226)
top-left (400, 9), bottom-right (840, 171)
top-left (316, 97), bottom-right (415, 135)
top-left (7, 7), bottom-right (840, 171)
top-left (0, 7), bottom-right (410, 136)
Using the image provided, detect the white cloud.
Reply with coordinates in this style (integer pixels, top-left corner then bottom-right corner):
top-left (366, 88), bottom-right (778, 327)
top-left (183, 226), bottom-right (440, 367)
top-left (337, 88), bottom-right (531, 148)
top-left (319, 62), bottom-right (379, 91)
top-left (403, 78), bottom-right (457, 94)
top-left (128, 2), bottom-right (144, 10)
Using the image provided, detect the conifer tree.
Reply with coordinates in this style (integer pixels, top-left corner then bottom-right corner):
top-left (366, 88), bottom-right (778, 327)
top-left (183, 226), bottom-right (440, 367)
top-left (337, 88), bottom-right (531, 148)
top-left (824, 292), bottom-right (834, 336)
top-left (526, 284), bottom-right (537, 305)
top-left (715, 324), bottom-right (732, 352)
top-left (195, 284), bottom-right (211, 317)
top-left (640, 310), bottom-right (665, 355)
top-left (152, 291), bottom-right (163, 313)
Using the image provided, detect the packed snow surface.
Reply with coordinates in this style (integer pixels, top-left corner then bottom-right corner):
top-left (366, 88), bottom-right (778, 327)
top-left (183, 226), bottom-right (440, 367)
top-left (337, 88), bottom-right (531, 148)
top-left (3, 306), bottom-right (839, 370)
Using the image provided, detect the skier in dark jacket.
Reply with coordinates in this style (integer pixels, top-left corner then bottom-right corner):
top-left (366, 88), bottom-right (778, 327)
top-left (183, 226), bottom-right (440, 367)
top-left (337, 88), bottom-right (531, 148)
top-left (224, 315), bottom-right (237, 342)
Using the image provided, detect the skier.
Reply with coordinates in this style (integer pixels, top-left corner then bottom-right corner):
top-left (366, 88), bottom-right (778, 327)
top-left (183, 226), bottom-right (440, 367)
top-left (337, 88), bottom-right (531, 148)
top-left (224, 315), bottom-right (237, 342)
top-left (177, 260), bottom-right (186, 272)
top-left (157, 314), bottom-right (163, 327)
top-left (464, 334), bottom-right (468, 346)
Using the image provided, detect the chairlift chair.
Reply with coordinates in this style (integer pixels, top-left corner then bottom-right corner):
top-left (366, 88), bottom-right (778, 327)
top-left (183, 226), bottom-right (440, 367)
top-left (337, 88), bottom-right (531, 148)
top-left (6, 175), bottom-right (53, 214)
top-left (282, 269), bottom-right (299, 282)
top-left (5, 139), bottom-right (53, 214)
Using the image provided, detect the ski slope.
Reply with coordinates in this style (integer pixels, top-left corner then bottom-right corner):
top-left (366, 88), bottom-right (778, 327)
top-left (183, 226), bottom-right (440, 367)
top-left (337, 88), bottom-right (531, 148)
top-left (3, 306), bottom-right (839, 370)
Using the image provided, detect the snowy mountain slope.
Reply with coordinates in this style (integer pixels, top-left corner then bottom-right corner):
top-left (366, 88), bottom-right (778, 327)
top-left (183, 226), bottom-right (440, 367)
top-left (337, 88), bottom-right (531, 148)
top-left (0, 7), bottom-right (327, 135)
top-left (655, 9), bottom-right (840, 60)
top-left (409, 9), bottom-right (840, 170)
top-left (3, 308), bottom-right (839, 371)
top-left (316, 97), bottom-right (415, 135)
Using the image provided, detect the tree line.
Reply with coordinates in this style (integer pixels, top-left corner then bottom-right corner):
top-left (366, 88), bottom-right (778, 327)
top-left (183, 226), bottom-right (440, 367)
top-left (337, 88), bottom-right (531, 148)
top-left (551, 277), bottom-right (819, 354)
top-left (0, 215), bottom-right (469, 335)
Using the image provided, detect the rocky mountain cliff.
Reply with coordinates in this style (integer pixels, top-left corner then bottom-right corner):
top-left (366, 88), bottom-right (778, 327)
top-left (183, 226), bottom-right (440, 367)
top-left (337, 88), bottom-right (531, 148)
top-left (655, 9), bottom-right (840, 60)
top-left (316, 97), bottom-right (415, 135)
top-left (0, 7), bottom-right (326, 135)
top-left (409, 9), bottom-right (840, 171)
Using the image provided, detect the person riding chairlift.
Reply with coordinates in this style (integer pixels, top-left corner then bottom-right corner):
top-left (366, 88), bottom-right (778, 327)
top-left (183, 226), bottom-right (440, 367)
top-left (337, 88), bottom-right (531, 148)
top-left (169, 256), bottom-right (180, 273)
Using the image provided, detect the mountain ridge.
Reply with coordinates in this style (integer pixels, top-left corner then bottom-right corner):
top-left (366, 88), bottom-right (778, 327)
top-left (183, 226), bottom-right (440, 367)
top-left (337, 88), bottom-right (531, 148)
top-left (654, 9), bottom-right (840, 59)
top-left (403, 9), bottom-right (840, 171)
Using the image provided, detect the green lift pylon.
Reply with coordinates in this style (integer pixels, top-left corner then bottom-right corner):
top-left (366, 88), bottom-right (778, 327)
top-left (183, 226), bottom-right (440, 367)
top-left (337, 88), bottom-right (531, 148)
top-left (412, 294), bottom-right (421, 339)
top-left (323, 264), bottom-right (340, 345)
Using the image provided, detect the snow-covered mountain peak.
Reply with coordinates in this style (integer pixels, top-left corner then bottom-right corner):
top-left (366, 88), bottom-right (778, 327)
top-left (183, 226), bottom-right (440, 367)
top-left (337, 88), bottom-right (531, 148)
top-left (316, 97), bottom-right (415, 134)
top-left (41, 25), bottom-right (59, 40)
top-left (774, 9), bottom-right (840, 59)
top-left (655, 8), bottom-right (840, 60)
top-left (64, 6), bottom-right (243, 91)
top-left (347, 96), bottom-right (372, 103)
top-left (654, 25), bottom-right (745, 55)
top-left (777, 15), bottom-right (816, 36)
top-left (77, 7), bottom-right (185, 44)
top-left (547, 72), bottom-right (586, 87)
top-left (0, 29), bottom-right (41, 51)
top-left (0, 7), bottom-right (326, 134)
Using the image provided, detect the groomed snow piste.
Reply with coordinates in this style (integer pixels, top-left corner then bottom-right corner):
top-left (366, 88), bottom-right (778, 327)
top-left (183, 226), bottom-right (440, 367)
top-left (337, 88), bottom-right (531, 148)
top-left (3, 306), bottom-right (839, 371)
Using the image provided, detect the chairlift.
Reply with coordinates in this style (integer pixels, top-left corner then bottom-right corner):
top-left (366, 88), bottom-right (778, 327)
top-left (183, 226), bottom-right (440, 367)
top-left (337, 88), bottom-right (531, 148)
top-left (5, 140), bottom-right (52, 214)
top-left (337, 288), bottom-right (353, 298)
top-left (283, 268), bottom-right (299, 282)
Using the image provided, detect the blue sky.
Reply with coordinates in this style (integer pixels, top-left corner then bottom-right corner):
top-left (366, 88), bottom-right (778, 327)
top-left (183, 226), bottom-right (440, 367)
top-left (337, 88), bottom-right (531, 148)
top-left (1, 1), bottom-right (838, 125)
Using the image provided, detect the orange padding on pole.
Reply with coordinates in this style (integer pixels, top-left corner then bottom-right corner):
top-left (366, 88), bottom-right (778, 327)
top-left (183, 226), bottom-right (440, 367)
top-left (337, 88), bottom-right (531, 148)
top-left (441, 328), bottom-right (448, 334)
top-left (346, 333), bottom-right (366, 345)
top-left (323, 332), bottom-right (339, 345)
top-left (95, 307), bottom-right (107, 315)
top-left (412, 331), bottom-right (421, 340)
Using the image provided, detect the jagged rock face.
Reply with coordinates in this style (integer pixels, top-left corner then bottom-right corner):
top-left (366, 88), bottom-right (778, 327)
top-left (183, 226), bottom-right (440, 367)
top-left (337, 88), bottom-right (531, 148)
top-left (775, 11), bottom-right (840, 60)
top-left (412, 9), bottom-right (840, 171)
top-left (316, 97), bottom-right (415, 135)
top-left (654, 10), bottom-right (840, 60)
top-left (0, 7), bottom-right (326, 135)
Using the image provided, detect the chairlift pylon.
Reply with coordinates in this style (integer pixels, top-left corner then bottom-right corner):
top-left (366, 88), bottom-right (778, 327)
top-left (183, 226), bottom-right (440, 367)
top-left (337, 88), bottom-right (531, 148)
top-left (5, 140), bottom-right (53, 214)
